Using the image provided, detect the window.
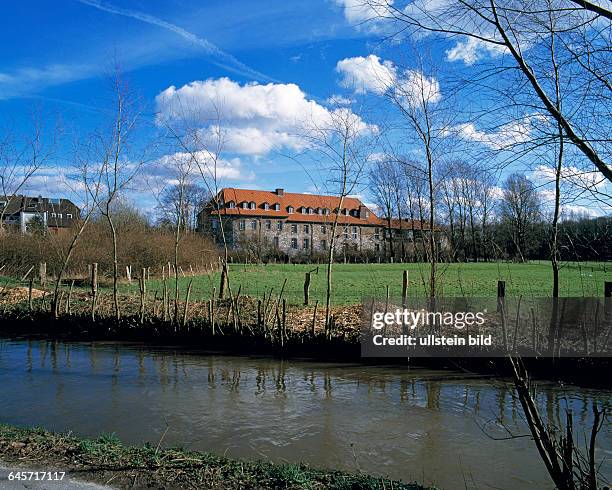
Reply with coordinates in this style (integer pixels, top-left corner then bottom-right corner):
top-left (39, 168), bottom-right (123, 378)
top-left (291, 224), bottom-right (298, 233)
top-left (228, 201), bottom-right (236, 209)
top-left (308, 208), bottom-right (314, 215)
top-left (211, 219), bottom-right (218, 229)
top-left (251, 220), bottom-right (257, 230)
top-left (303, 224), bottom-right (309, 233)
top-left (321, 239), bottom-right (327, 250)
top-left (291, 238), bottom-right (298, 249)
top-left (317, 208), bottom-right (322, 215)
top-left (50, 212), bottom-right (57, 218)
top-left (352, 226), bottom-right (358, 239)
top-left (288, 206), bottom-right (294, 213)
top-left (324, 208), bottom-right (330, 216)
top-left (303, 238), bottom-right (309, 250)
top-left (374, 228), bottom-right (380, 240)
top-left (320, 225), bottom-right (326, 234)
top-left (249, 202), bottom-right (256, 210)
top-left (375, 243), bottom-right (380, 252)
top-left (239, 220), bottom-right (245, 230)
top-left (67, 213), bottom-right (73, 219)
top-left (265, 220), bottom-right (271, 230)
top-left (57, 213), bottom-right (63, 219)
top-left (273, 203), bottom-right (280, 211)
top-left (344, 209), bottom-right (349, 216)
top-left (263, 203), bottom-right (269, 210)
top-left (273, 236), bottom-right (279, 248)
top-left (277, 221), bottom-right (283, 231)
top-left (242, 202), bottom-right (248, 209)
top-left (343, 227), bottom-right (349, 239)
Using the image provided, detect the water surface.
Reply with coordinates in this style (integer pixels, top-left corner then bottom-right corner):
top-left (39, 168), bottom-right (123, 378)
top-left (0, 339), bottom-right (610, 489)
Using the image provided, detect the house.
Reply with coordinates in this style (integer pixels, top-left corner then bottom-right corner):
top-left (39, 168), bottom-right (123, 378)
top-left (197, 188), bottom-right (438, 260)
top-left (0, 195), bottom-right (80, 233)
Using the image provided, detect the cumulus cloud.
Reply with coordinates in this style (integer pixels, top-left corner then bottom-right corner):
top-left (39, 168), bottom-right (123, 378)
top-left (336, 55), bottom-right (396, 94)
top-left (336, 55), bottom-right (441, 107)
top-left (155, 77), bottom-right (372, 156)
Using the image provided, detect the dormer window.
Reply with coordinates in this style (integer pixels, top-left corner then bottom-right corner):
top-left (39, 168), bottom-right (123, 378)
top-left (228, 201), bottom-right (236, 209)
top-left (249, 201), bottom-right (256, 209)
top-left (287, 206), bottom-right (294, 213)
top-left (242, 202), bottom-right (248, 209)
top-left (344, 209), bottom-right (349, 216)
top-left (308, 208), bottom-right (314, 214)
top-left (301, 207), bottom-right (307, 214)
top-left (263, 202), bottom-right (270, 210)
top-left (324, 208), bottom-right (330, 216)
top-left (273, 203), bottom-right (280, 211)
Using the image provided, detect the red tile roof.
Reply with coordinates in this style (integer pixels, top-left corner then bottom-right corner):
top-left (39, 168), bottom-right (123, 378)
top-left (203, 188), bottom-right (434, 229)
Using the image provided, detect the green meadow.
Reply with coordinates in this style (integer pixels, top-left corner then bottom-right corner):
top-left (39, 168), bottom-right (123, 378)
top-left (117, 261), bottom-right (610, 305)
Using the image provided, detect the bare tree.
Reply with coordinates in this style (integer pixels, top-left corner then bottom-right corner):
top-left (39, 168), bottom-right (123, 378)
top-left (305, 108), bottom-right (377, 337)
top-left (500, 173), bottom-right (542, 262)
top-left (361, 0), bottom-right (611, 182)
top-left (91, 67), bottom-right (145, 320)
top-left (369, 158), bottom-right (398, 260)
top-left (386, 59), bottom-right (452, 296)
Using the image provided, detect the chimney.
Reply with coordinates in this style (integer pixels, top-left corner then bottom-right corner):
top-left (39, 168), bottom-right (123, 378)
top-left (275, 188), bottom-right (284, 196)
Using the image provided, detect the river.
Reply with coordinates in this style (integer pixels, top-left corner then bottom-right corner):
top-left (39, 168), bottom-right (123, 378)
top-left (0, 339), bottom-right (610, 489)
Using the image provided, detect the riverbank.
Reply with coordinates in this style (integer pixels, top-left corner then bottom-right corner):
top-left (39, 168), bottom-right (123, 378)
top-left (0, 425), bottom-right (427, 489)
top-left (1, 308), bottom-right (611, 387)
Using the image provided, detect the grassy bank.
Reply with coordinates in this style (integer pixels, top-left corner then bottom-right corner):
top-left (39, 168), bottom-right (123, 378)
top-left (0, 425), bottom-right (428, 489)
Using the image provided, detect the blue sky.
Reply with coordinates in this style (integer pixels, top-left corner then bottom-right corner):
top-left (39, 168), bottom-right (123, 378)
top-left (0, 0), bottom-right (609, 218)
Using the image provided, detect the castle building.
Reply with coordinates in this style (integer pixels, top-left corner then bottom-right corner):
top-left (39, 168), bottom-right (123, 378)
top-left (197, 188), bottom-right (435, 260)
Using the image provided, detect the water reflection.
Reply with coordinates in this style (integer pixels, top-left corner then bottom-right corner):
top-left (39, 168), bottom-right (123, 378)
top-left (0, 339), bottom-right (610, 489)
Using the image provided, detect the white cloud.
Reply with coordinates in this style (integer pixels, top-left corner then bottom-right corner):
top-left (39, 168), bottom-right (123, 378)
top-left (336, 55), bottom-right (397, 95)
top-left (396, 69), bottom-right (441, 105)
top-left (451, 117), bottom-right (538, 150)
top-left (155, 151), bottom-right (247, 181)
top-left (336, 55), bottom-right (441, 109)
top-left (334, 0), bottom-right (394, 29)
top-left (445, 37), bottom-right (506, 65)
top-left (155, 77), bottom-right (372, 156)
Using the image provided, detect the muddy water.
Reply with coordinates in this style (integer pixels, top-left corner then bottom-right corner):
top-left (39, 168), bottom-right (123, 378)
top-left (0, 339), bottom-right (610, 489)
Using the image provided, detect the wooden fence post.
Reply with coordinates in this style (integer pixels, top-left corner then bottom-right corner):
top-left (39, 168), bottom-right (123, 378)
top-left (402, 270), bottom-right (408, 306)
top-left (39, 262), bottom-right (46, 287)
top-left (139, 267), bottom-right (147, 324)
top-left (303, 272), bottom-right (311, 306)
top-left (91, 263), bottom-right (98, 321)
top-left (497, 280), bottom-right (507, 350)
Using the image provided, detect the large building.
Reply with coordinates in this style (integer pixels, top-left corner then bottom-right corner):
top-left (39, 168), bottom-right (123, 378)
top-left (197, 187), bottom-right (435, 260)
top-left (0, 195), bottom-right (80, 233)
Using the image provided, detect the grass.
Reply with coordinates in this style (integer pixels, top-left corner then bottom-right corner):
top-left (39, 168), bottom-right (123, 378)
top-left (0, 424), bottom-right (429, 489)
top-left (1, 261), bottom-right (609, 306)
top-left (112, 261), bottom-right (610, 305)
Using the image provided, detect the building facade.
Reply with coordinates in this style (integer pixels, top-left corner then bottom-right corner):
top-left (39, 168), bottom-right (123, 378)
top-left (197, 188), bottom-right (435, 260)
top-left (0, 195), bottom-right (80, 233)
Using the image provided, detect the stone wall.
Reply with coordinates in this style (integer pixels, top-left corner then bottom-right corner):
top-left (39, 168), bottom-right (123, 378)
top-left (198, 214), bottom-right (385, 257)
